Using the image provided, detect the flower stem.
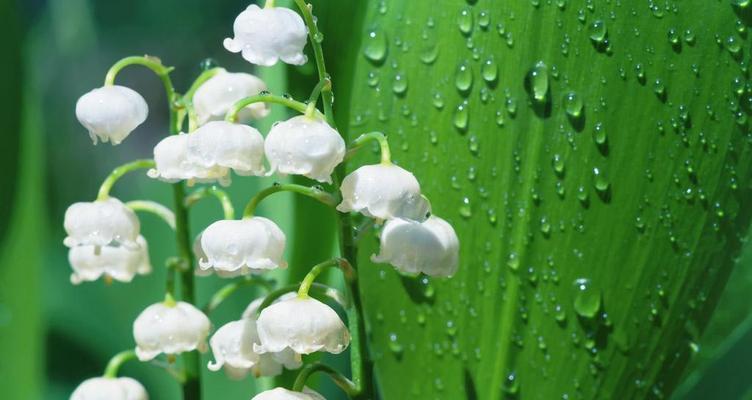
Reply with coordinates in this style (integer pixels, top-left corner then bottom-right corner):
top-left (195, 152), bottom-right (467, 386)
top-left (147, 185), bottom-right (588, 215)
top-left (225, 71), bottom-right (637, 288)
top-left (305, 78), bottom-right (331, 118)
top-left (349, 132), bottom-right (392, 165)
top-left (256, 282), bottom-right (348, 315)
top-left (293, 0), bottom-right (334, 126)
top-left (103, 350), bottom-right (137, 378)
top-left (224, 93), bottom-right (322, 122)
top-left (297, 258), bottom-right (354, 298)
top-left (242, 183), bottom-right (336, 218)
top-left (126, 200), bottom-right (176, 229)
top-left (184, 186), bottom-right (235, 220)
top-left (203, 276), bottom-right (273, 314)
top-left (292, 363), bottom-right (359, 396)
top-left (104, 56), bottom-right (176, 104)
top-left (96, 159), bottom-right (156, 201)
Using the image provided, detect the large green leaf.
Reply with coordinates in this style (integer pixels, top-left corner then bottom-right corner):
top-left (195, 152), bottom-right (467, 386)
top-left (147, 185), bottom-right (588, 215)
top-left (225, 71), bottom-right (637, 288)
top-left (320, 0), bottom-right (752, 398)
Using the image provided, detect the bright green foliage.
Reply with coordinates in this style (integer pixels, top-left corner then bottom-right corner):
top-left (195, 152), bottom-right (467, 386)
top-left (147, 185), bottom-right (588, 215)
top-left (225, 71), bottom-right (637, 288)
top-left (321, 0), bottom-right (752, 398)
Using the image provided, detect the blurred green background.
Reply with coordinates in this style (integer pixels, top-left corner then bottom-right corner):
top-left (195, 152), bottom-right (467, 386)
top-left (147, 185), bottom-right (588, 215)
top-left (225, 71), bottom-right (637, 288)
top-left (1, 0), bottom-right (752, 399)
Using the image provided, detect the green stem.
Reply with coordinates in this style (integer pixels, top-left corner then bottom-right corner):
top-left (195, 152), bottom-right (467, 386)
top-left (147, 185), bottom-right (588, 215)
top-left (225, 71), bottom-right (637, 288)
top-left (265, 0), bottom-right (276, 8)
top-left (224, 93), bottom-right (322, 122)
top-left (184, 186), bottom-right (236, 220)
top-left (293, 0), bottom-right (335, 126)
top-left (103, 350), bottom-right (137, 378)
top-left (242, 183), bottom-right (336, 218)
top-left (104, 56), bottom-right (176, 105)
top-left (126, 200), bottom-right (176, 229)
top-left (350, 132), bottom-right (391, 165)
top-left (202, 277), bottom-right (272, 314)
top-left (256, 282), bottom-right (348, 315)
top-left (96, 159), bottom-right (156, 201)
top-left (305, 78), bottom-right (331, 118)
top-left (183, 67), bottom-right (223, 101)
top-left (292, 363), bottom-right (358, 396)
top-left (297, 258), bottom-right (354, 298)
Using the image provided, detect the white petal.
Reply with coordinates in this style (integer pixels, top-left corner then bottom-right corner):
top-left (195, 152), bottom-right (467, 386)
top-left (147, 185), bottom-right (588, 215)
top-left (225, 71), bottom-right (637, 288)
top-left (372, 216), bottom-right (460, 277)
top-left (148, 134), bottom-right (229, 184)
top-left (193, 70), bottom-right (270, 125)
top-left (256, 297), bottom-right (349, 355)
top-left (133, 301), bottom-right (210, 361)
top-left (70, 377), bottom-right (148, 400)
top-left (337, 164), bottom-right (430, 220)
top-left (224, 5), bottom-right (308, 67)
top-left (69, 235), bottom-right (151, 284)
top-left (186, 121), bottom-right (265, 176)
top-left (264, 116), bottom-right (345, 183)
top-left (251, 387), bottom-right (325, 400)
top-left (198, 217), bottom-right (286, 276)
top-left (75, 85), bottom-right (148, 145)
top-left (63, 198), bottom-right (140, 249)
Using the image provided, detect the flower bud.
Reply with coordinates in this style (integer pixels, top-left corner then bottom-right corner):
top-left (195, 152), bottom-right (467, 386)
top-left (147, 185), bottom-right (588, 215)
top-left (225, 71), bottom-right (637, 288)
top-left (70, 377), bottom-right (147, 400)
top-left (251, 387), bottom-right (325, 400)
top-left (148, 134), bottom-right (230, 186)
top-left (224, 5), bottom-right (308, 66)
top-left (372, 216), bottom-right (460, 277)
top-left (193, 70), bottom-right (270, 125)
top-left (256, 296), bottom-right (349, 355)
top-left (264, 116), bottom-right (345, 183)
top-left (68, 235), bottom-right (151, 284)
top-left (64, 198), bottom-right (140, 249)
top-left (337, 164), bottom-right (430, 221)
top-left (197, 217), bottom-right (286, 276)
top-left (133, 300), bottom-right (210, 361)
top-left (186, 121), bottom-right (265, 177)
top-left (75, 85), bottom-right (148, 145)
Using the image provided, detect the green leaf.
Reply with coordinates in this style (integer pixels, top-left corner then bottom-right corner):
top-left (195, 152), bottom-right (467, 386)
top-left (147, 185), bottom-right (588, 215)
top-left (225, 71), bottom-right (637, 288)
top-left (318, 0), bottom-right (752, 398)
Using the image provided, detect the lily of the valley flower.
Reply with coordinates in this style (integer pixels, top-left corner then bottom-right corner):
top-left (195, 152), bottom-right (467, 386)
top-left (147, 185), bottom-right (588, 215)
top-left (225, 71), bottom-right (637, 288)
top-left (224, 4), bottom-right (308, 66)
top-left (70, 377), bottom-right (148, 400)
top-left (372, 215), bottom-right (460, 277)
top-left (337, 163), bottom-right (430, 221)
top-left (133, 299), bottom-right (210, 361)
top-left (75, 85), bottom-right (148, 145)
top-left (68, 235), bottom-right (151, 284)
top-left (264, 116), bottom-right (345, 183)
top-left (255, 296), bottom-right (349, 355)
top-left (64, 197), bottom-right (141, 249)
top-left (193, 70), bottom-right (270, 125)
top-left (187, 121), bottom-right (266, 177)
top-left (197, 217), bottom-right (287, 276)
top-left (148, 134), bottom-right (229, 186)
top-left (208, 318), bottom-right (301, 379)
top-left (251, 387), bottom-right (326, 400)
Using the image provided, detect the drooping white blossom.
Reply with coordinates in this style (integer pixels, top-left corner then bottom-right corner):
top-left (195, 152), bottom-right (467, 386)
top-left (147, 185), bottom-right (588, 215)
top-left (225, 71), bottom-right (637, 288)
top-left (70, 377), bottom-right (148, 400)
top-left (372, 216), bottom-right (460, 277)
top-left (133, 300), bottom-right (210, 361)
top-left (75, 85), bottom-right (148, 145)
top-left (255, 296), bottom-right (349, 355)
top-left (251, 387), bottom-right (326, 400)
top-left (68, 235), bottom-right (151, 284)
top-left (193, 70), bottom-right (270, 124)
top-left (148, 134), bottom-right (229, 186)
top-left (186, 121), bottom-right (265, 177)
top-left (208, 318), bottom-right (301, 379)
top-left (64, 197), bottom-right (141, 249)
top-left (337, 164), bottom-right (430, 221)
top-left (197, 217), bottom-right (287, 276)
top-left (264, 116), bottom-right (345, 183)
top-left (224, 5), bottom-right (308, 67)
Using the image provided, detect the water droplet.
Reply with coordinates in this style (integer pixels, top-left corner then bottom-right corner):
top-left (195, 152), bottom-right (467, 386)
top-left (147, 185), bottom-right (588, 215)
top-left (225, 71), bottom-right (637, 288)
top-left (552, 154), bottom-right (565, 177)
top-left (592, 167), bottom-right (611, 196)
top-left (667, 28), bottom-right (680, 45)
top-left (459, 197), bottom-right (472, 218)
top-left (573, 278), bottom-right (601, 318)
top-left (392, 72), bottom-right (408, 95)
top-left (563, 91), bottom-right (583, 118)
top-left (432, 91), bottom-right (445, 109)
top-left (364, 28), bottom-right (387, 63)
top-left (502, 372), bottom-right (519, 394)
top-left (455, 60), bottom-right (473, 94)
top-left (653, 78), bottom-right (665, 97)
top-left (453, 101), bottom-right (469, 131)
top-left (726, 36), bottom-right (742, 55)
top-left (527, 61), bottom-right (549, 103)
top-left (588, 20), bottom-right (607, 43)
top-left (458, 8), bottom-right (474, 36)
top-left (388, 332), bottom-right (404, 356)
top-left (478, 10), bottom-right (490, 29)
top-left (481, 56), bottom-right (498, 83)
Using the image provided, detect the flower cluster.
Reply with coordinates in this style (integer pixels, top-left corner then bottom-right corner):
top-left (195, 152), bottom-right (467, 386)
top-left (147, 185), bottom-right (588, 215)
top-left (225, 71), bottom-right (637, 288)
top-left (67, 1), bottom-right (460, 399)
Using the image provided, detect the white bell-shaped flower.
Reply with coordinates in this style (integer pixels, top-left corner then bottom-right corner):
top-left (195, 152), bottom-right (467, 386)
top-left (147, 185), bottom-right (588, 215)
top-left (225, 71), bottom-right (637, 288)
top-left (186, 121), bottom-right (265, 177)
top-left (68, 235), bottom-right (151, 284)
top-left (224, 5), bottom-right (308, 66)
top-left (75, 85), bottom-right (148, 145)
top-left (372, 215), bottom-right (460, 277)
top-left (337, 164), bottom-right (430, 221)
top-left (70, 377), bottom-right (148, 400)
top-left (133, 300), bottom-right (210, 361)
top-left (64, 197), bottom-right (140, 249)
top-left (255, 296), bottom-right (349, 355)
top-left (198, 217), bottom-right (286, 275)
top-left (208, 318), bottom-right (301, 379)
top-left (251, 387), bottom-right (325, 400)
top-left (264, 116), bottom-right (345, 183)
top-left (148, 134), bottom-right (229, 185)
top-left (193, 70), bottom-right (270, 124)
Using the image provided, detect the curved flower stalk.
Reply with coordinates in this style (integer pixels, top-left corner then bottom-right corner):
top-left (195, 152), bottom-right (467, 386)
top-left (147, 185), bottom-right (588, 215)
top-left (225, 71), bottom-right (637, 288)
top-left (193, 70), bottom-right (270, 125)
top-left (224, 4), bottom-right (308, 66)
top-left (75, 85), bottom-right (148, 145)
top-left (70, 377), bottom-right (148, 400)
top-left (133, 296), bottom-right (211, 361)
top-left (68, 235), bottom-right (151, 284)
